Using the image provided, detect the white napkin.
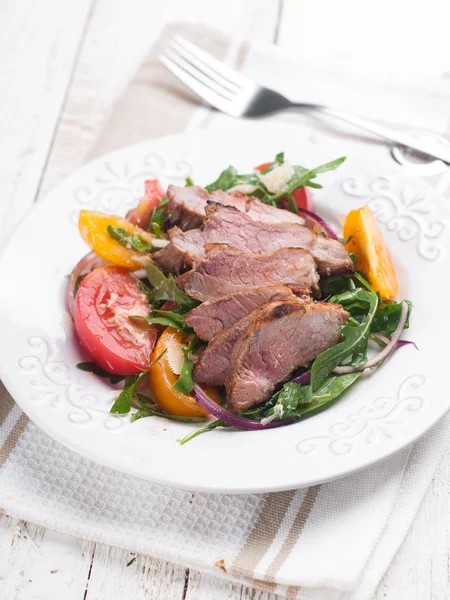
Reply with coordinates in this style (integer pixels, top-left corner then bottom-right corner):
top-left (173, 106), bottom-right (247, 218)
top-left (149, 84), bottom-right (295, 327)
top-left (1, 23), bottom-right (449, 599)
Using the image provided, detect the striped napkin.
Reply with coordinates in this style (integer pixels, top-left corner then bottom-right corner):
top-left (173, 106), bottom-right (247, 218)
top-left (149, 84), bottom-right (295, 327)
top-left (1, 23), bottom-right (450, 599)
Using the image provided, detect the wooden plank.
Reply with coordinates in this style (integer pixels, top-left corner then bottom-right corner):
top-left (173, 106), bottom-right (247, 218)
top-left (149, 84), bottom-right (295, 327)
top-left (376, 453), bottom-right (450, 599)
top-left (39, 0), bottom-right (280, 198)
top-left (0, 515), bottom-right (94, 600)
top-left (0, 0), bottom-right (93, 240)
top-left (1, 1), bottom-right (281, 599)
top-left (84, 545), bottom-right (187, 600)
top-left (186, 570), bottom-right (279, 600)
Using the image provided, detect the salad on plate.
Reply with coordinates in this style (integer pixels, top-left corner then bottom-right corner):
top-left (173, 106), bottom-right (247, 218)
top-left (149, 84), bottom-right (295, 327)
top-left (68, 153), bottom-right (413, 444)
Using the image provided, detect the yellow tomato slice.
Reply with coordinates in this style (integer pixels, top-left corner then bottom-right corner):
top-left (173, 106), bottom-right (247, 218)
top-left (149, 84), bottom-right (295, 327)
top-left (343, 206), bottom-right (399, 300)
top-left (78, 210), bottom-right (152, 269)
top-left (149, 327), bottom-right (219, 417)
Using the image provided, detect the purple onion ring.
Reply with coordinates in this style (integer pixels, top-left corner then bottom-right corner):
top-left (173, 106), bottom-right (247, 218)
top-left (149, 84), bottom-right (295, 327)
top-left (191, 385), bottom-right (295, 430)
top-left (296, 208), bottom-right (338, 240)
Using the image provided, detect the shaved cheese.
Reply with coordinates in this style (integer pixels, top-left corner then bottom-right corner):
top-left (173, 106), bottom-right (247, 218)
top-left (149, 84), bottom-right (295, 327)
top-left (231, 184), bottom-right (258, 194)
top-left (259, 163), bottom-right (294, 195)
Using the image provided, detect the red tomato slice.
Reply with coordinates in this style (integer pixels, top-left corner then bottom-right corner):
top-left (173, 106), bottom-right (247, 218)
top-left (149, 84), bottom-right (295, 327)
top-left (292, 187), bottom-right (314, 211)
top-left (74, 266), bottom-right (157, 375)
top-left (126, 179), bottom-right (165, 229)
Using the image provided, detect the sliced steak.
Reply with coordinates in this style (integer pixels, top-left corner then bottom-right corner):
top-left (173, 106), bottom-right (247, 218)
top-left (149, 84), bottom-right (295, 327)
top-left (185, 286), bottom-right (301, 341)
top-left (154, 203), bottom-right (353, 276)
top-left (194, 299), bottom-right (303, 387)
top-left (176, 245), bottom-right (320, 301)
top-left (211, 190), bottom-right (304, 225)
top-left (166, 185), bottom-right (208, 231)
top-left (166, 185), bottom-right (304, 231)
top-left (226, 300), bottom-right (349, 411)
top-left (153, 226), bottom-right (204, 273)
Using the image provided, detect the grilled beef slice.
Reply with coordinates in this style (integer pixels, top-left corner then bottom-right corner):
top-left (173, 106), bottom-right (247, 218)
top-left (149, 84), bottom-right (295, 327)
top-left (166, 185), bottom-right (304, 231)
top-left (155, 203), bottom-right (353, 276)
top-left (185, 286), bottom-right (301, 342)
top-left (226, 300), bottom-right (349, 411)
top-left (193, 300), bottom-right (303, 387)
top-left (176, 245), bottom-right (320, 301)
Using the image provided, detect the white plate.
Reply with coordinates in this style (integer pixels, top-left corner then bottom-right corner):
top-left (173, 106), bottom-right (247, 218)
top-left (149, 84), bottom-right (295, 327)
top-left (0, 122), bottom-right (449, 494)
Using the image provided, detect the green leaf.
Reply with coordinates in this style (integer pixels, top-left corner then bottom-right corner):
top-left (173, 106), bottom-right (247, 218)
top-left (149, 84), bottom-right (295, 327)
top-left (107, 226), bottom-right (152, 253)
top-left (296, 373), bottom-right (362, 416)
top-left (133, 310), bottom-right (192, 332)
top-left (145, 263), bottom-right (197, 311)
top-left (311, 288), bottom-right (378, 390)
top-left (150, 222), bottom-right (162, 238)
top-left (172, 337), bottom-right (201, 394)
top-left (271, 382), bottom-right (312, 419)
top-left (149, 196), bottom-right (169, 232)
top-left (271, 156), bottom-right (346, 201)
top-left (131, 399), bottom-right (206, 423)
top-left (76, 362), bottom-right (126, 385)
top-left (287, 193), bottom-right (299, 214)
top-left (185, 177), bottom-right (194, 187)
top-left (110, 349), bottom-right (167, 414)
top-left (371, 300), bottom-right (412, 337)
top-left (178, 419), bottom-right (229, 445)
top-left (205, 166), bottom-right (238, 192)
top-left (73, 275), bottom-right (85, 295)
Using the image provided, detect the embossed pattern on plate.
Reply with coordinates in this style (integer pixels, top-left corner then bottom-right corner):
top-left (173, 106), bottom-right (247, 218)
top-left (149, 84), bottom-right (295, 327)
top-left (0, 122), bottom-right (449, 493)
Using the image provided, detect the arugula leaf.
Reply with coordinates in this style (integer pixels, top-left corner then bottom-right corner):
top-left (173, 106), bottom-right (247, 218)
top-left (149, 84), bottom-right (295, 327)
top-left (107, 226), bottom-right (152, 253)
top-left (145, 263), bottom-right (197, 311)
top-left (178, 419), bottom-right (229, 445)
top-left (311, 288), bottom-right (378, 390)
top-left (131, 400), bottom-right (206, 423)
top-left (149, 196), bottom-right (169, 233)
top-left (263, 373), bottom-right (361, 422)
top-left (134, 310), bottom-right (193, 332)
top-left (270, 157), bottom-right (346, 201)
top-left (371, 300), bottom-right (412, 336)
top-left (269, 382), bottom-right (312, 419)
top-left (173, 336), bottom-right (201, 394)
top-left (74, 275), bottom-right (86, 295)
top-left (296, 373), bottom-right (362, 416)
top-left (205, 166), bottom-right (238, 192)
top-left (110, 349), bottom-right (167, 414)
top-left (76, 362), bottom-right (126, 385)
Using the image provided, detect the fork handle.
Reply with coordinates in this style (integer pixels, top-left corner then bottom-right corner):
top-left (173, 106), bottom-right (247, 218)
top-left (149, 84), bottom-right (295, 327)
top-left (299, 105), bottom-right (450, 165)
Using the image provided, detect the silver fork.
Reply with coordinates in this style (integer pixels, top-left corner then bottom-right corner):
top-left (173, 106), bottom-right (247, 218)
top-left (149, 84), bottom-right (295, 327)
top-left (160, 35), bottom-right (450, 165)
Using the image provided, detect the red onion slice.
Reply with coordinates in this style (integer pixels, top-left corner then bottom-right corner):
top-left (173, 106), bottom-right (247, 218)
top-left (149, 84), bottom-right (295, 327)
top-left (292, 372), bottom-right (311, 385)
top-left (191, 385), bottom-right (295, 430)
top-left (296, 208), bottom-right (338, 240)
top-left (334, 302), bottom-right (409, 374)
top-left (67, 252), bottom-right (106, 316)
top-left (374, 333), bottom-right (418, 351)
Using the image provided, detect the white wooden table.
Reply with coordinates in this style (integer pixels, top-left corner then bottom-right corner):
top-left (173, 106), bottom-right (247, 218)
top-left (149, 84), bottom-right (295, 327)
top-left (1, 1), bottom-right (449, 598)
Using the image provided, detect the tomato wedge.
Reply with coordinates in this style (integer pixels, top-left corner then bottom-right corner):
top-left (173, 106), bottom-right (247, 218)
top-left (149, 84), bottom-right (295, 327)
top-left (127, 179), bottom-right (165, 229)
top-left (78, 210), bottom-right (152, 269)
top-left (74, 266), bottom-right (157, 375)
top-left (149, 327), bottom-right (219, 417)
top-left (344, 206), bottom-right (399, 300)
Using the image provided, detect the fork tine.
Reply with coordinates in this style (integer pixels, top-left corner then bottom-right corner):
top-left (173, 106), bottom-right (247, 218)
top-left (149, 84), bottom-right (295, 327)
top-left (161, 49), bottom-right (235, 100)
top-left (172, 35), bottom-right (251, 89)
top-left (159, 52), bottom-right (236, 114)
top-left (169, 38), bottom-right (242, 95)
